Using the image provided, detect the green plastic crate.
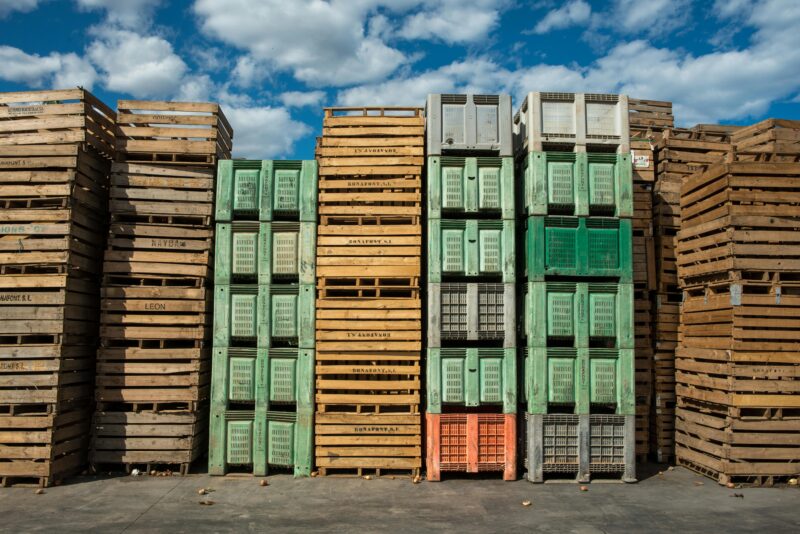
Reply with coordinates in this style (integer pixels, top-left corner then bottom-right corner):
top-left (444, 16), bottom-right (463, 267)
top-left (525, 216), bottom-right (632, 281)
top-left (210, 347), bottom-right (314, 407)
top-left (523, 347), bottom-right (634, 415)
top-left (216, 159), bottom-right (318, 222)
top-left (521, 152), bottom-right (632, 217)
top-left (208, 409), bottom-right (313, 477)
top-left (213, 284), bottom-right (315, 348)
top-left (427, 347), bottom-right (516, 413)
top-left (428, 219), bottom-right (515, 282)
top-left (427, 156), bottom-right (515, 218)
top-left (523, 281), bottom-right (634, 349)
top-left (215, 221), bottom-right (316, 285)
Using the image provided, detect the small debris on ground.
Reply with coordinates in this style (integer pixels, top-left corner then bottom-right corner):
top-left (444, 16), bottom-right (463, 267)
top-left (412, 476), bottom-right (421, 484)
top-left (522, 500), bottom-right (532, 507)
top-left (34, 489), bottom-right (45, 495)
top-left (131, 469), bottom-right (140, 477)
top-left (579, 486), bottom-right (589, 492)
top-left (788, 478), bottom-right (797, 486)
top-left (668, 466), bottom-right (674, 471)
top-left (260, 479), bottom-right (268, 487)
top-left (693, 481), bottom-right (704, 486)
top-left (199, 500), bottom-right (215, 506)
top-left (363, 475), bottom-right (372, 481)
top-left (198, 488), bottom-right (207, 495)
top-left (726, 482), bottom-right (736, 489)
top-left (310, 471), bottom-right (319, 478)
top-left (731, 493), bottom-right (744, 499)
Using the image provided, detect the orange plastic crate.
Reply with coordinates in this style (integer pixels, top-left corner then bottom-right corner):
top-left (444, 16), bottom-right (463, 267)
top-left (426, 413), bottom-right (516, 481)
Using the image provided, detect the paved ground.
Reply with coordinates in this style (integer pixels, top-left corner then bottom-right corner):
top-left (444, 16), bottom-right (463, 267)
top-left (0, 465), bottom-right (798, 533)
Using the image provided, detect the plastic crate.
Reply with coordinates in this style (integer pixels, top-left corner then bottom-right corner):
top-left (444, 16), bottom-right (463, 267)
top-left (513, 92), bottom-right (630, 155)
top-left (427, 348), bottom-right (516, 413)
top-left (426, 413), bottom-right (516, 481)
top-left (523, 281), bottom-right (634, 349)
top-left (428, 283), bottom-right (515, 347)
top-left (523, 347), bottom-right (634, 415)
top-left (216, 159), bottom-right (318, 222)
top-left (426, 94), bottom-right (513, 156)
top-left (213, 284), bottom-right (315, 348)
top-left (428, 219), bottom-right (515, 283)
top-left (525, 414), bottom-right (635, 483)
top-left (427, 156), bottom-right (514, 218)
top-left (208, 410), bottom-right (312, 476)
top-left (210, 347), bottom-right (313, 407)
top-left (525, 216), bottom-right (632, 281)
top-left (215, 221), bottom-right (316, 285)
top-left (521, 152), bottom-right (632, 217)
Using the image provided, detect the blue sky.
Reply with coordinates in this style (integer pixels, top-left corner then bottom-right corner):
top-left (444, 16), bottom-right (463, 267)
top-left (1, 0), bottom-right (798, 160)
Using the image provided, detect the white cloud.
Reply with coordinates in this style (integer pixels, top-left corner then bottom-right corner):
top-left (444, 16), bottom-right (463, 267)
top-left (0, 45), bottom-right (96, 88)
top-left (341, 0), bottom-right (800, 126)
top-left (75, 0), bottom-right (162, 28)
top-left (224, 106), bottom-right (311, 158)
top-left (279, 90), bottom-right (327, 108)
top-left (231, 56), bottom-right (268, 88)
top-left (0, 0), bottom-right (39, 18)
top-left (398, 0), bottom-right (506, 44)
top-left (87, 28), bottom-right (187, 98)
top-left (193, 0), bottom-right (408, 87)
top-left (532, 0), bottom-right (591, 34)
top-left (713, 0), bottom-right (755, 19)
top-left (611, 0), bottom-right (692, 37)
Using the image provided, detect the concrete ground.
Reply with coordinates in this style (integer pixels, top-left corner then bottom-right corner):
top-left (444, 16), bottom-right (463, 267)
top-left (0, 465), bottom-right (798, 533)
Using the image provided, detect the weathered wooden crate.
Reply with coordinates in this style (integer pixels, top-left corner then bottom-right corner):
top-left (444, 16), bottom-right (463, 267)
top-left (109, 163), bottom-right (215, 224)
top-left (629, 98), bottom-right (674, 138)
top-left (90, 408), bottom-right (207, 474)
top-left (730, 119), bottom-right (800, 162)
top-left (116, 101), bottom-right (232, 166)
top-left (317, 107), bottom-right (423, 176)
top-left (315, 412), bottom-right (421, 477)
top-left (0, 406), bottom-right (92, 487)
top-left (0, 88), bottom-right (116, 157)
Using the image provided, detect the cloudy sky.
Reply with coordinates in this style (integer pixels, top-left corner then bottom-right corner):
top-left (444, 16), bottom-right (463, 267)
top-left (1, 0), bottom-right (799, 159)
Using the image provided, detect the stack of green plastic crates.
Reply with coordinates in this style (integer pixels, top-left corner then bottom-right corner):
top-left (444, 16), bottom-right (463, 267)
top-left (209, 160), bottom-right (317, 476)
top-left (515, 96), bottom-right (636, 483)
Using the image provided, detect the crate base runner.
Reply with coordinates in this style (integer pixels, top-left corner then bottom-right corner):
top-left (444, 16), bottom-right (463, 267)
top-left (426, 413), bottom-right (516, 481)
top-left (315, 413), bottom-right (421, 477)
top-left (525, 414), bottom-right (636, 483)
top-left (208, 410), bottom-right (311, 477)
top-left (90, 410), bottom-right (207, 473)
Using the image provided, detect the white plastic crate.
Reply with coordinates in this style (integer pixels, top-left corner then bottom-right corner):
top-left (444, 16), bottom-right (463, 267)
top-left (513, 92), bottom-right (630, 155)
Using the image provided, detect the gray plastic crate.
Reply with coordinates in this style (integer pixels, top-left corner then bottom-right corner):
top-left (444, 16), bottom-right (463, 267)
top-left (427, 283), bottom-right (515, 347)
top-left (426, 94), bottom-right (512, 156)
top-left (525, 414), bottom-right (635, 483)
top-left (513, 92), bottom-right (630, 155)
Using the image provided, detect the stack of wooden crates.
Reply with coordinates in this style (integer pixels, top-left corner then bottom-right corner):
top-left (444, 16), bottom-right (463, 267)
top-left (0, 89), bottom-right (115, 486)
top-left (627, 99), bottom-right (674, 459)
top-left (675, 119), bottom-right (800, 485)
top-left (208, 159), bottom-right (317, 476)
top-left (652, 124), bottom-right (738, 463)
top-left (424, 94), bottom-right (517, 481)
top-left (314, 107), bottom-right (423, 476)
top-left (90, 101), bottom-right (232, 473)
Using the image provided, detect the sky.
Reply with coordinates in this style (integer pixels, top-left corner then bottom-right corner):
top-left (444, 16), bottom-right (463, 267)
top-left (1, 0), bottom-right (799, 160)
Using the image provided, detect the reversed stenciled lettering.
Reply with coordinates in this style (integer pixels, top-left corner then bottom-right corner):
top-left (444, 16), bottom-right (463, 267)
top-left (346, 332), bottom-right (390, 338)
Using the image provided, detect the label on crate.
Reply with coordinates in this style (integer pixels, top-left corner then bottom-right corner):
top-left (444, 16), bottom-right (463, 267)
top-left (631, 150), bottom-right (650, 168)
top-left (8, 105), bottom-right (45, 116)
top-left (351, 147), bottom-right (399, 155)
top-left (353, 426), bottom-right (400, 433)
top-left (0, 160), bottom-right (26, 168)
top-left (346, 332), bottom-right (390, 339)
top-left (349, 367), bottom-right (396, 374)
top-left (143, 302), bottom-right (167, 311)
top-left (148, 238), bottom-right (190, 249)
top-left (345, 238), bottom-right (393, 245)
top-left (0, 293), bottom-right (33, 303)
top-left (0, 224), bottom-right (45, 234)
top-left (0, 361), bottom-right (25, 370)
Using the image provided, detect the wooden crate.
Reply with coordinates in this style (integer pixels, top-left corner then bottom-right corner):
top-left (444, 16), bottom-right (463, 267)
top-left (314, 412), bottom-right (421, 477)
top-left (629, 98), bottom-right (674, 139)
top-left (90, 408), bottom-right (207, 474)
top-left (116, 101), bottom-right (232, 166)
top-left (730, 119), bottom-right (800, 162)
top-left (0, 406), bottom-right (92, 487)
top-left (0, 88), bottom-right (116, 157)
